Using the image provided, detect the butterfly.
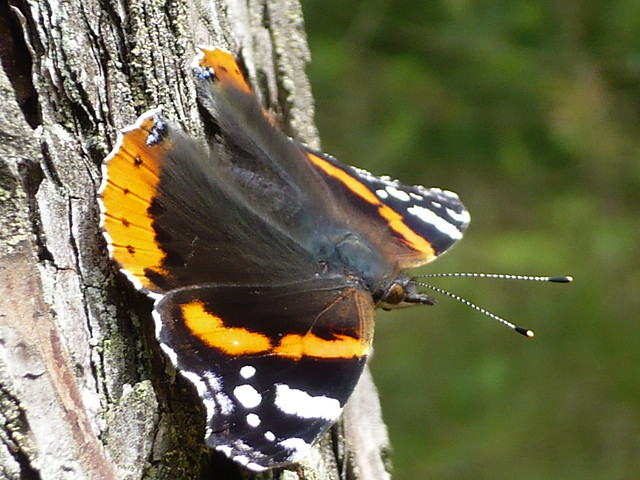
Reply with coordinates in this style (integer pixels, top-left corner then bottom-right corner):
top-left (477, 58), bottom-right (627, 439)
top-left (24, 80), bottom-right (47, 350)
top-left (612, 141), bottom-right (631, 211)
top-left (98, 47), bottom-right (469, 471)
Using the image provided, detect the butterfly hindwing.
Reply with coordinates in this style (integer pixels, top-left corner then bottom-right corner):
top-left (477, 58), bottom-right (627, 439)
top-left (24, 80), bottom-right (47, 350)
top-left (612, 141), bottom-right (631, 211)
top-left (153, 276), bottom-right (375, 470)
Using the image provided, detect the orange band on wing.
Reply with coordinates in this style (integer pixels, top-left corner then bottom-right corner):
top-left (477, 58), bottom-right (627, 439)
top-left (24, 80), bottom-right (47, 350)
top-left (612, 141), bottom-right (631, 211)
top-left (100, 112), bottom-right (169, 291)
top-left (273, 332), bottom-right (369, 360)
top-left (306, 153), bottom-right (436, 259)
top-left (181, 300), bottom-right (369, 359)
top-left (182, 301), bottom-right (272, 355)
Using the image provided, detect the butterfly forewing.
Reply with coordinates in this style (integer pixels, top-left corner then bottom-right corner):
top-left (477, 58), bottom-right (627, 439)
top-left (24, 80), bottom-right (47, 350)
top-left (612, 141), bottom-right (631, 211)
top-left (304, 149), bottom-right (469, 269)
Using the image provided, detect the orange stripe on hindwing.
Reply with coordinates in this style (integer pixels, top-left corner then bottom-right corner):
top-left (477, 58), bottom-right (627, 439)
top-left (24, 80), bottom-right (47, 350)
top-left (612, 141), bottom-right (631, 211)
top-left (180, 296), bottom-right (371, 360)
top-left (181, 301), bottom-right (272, 356)
top-left (99, 111), bottom-right (169, 292)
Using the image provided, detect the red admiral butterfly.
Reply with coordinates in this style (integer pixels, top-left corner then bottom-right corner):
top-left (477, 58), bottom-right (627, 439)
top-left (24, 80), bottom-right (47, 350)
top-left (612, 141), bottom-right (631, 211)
top-left (98, 48), bottom-right (470, 470)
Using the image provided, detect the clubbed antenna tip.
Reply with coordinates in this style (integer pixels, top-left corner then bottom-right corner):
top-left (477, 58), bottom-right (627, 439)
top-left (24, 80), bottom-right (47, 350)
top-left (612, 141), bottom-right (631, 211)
top-left (515, 327), bottom-right (535, 338)
top-left (549, 276), bottom-right (573, 283)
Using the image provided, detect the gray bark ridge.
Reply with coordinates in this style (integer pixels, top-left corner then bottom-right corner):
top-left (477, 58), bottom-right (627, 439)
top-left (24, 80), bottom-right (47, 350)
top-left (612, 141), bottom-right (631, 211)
top-left (0, 1), bottom-right (390, 479)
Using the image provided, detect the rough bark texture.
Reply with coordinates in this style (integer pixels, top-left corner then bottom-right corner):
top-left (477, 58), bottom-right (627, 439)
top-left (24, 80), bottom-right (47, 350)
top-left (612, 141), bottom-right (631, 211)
top-left (0, 1), bottom-right (391, 479)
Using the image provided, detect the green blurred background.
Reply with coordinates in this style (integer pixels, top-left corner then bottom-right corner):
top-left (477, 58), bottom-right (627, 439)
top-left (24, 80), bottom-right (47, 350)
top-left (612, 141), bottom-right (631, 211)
top-left (303, 1), bottom-right (640, 479)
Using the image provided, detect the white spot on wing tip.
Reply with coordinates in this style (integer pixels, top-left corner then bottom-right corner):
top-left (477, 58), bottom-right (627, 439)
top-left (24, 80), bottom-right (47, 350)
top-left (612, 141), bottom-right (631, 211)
top-left (386, 185), bottom-right (411, 202)
top-left (441, 189), bottom-right (462, 202)
top-left (407, 205), bottom-right (464, 240)
top-left (447, 207), bottom-right (471, 224)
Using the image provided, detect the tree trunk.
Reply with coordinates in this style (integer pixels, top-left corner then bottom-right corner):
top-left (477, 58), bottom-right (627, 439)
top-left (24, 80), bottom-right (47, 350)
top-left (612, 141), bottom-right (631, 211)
top-left (0, 1), bottom-right (391, 478)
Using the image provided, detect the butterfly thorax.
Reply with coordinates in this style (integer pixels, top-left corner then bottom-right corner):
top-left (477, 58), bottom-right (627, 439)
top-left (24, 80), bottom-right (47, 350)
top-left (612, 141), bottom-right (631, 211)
top-left (313, 228), bottom-right (383, 275)
top-left (311, 229), bottom-right (427, 311)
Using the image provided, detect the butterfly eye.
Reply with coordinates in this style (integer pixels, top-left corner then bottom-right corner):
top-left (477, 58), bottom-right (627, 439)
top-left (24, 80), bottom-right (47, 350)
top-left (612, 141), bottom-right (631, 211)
top-left (378, 280), bottom-right (437, 311)
top-left (381, 283), bottom-right (406, 306)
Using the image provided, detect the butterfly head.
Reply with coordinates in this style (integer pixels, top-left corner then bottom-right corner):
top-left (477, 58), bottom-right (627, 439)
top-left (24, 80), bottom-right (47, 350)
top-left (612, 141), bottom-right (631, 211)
top-left (376, 274), bottom-right (437, 310)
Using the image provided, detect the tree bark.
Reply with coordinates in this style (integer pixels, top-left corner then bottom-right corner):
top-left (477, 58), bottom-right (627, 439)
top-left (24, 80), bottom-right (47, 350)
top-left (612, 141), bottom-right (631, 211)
top-left (0, 1), bottom-right (391, 479)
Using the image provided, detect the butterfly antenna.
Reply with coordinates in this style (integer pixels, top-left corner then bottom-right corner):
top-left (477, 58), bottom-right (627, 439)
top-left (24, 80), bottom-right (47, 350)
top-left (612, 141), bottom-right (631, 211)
top-left (411, 273), bottom-right (573, 338)
top-left (415, 273), bottom-right (573, 283)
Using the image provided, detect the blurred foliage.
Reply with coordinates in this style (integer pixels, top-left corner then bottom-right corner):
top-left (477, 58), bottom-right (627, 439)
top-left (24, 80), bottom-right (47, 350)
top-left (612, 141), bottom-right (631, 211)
top-left (303, 1), bottom-right (640, 479)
